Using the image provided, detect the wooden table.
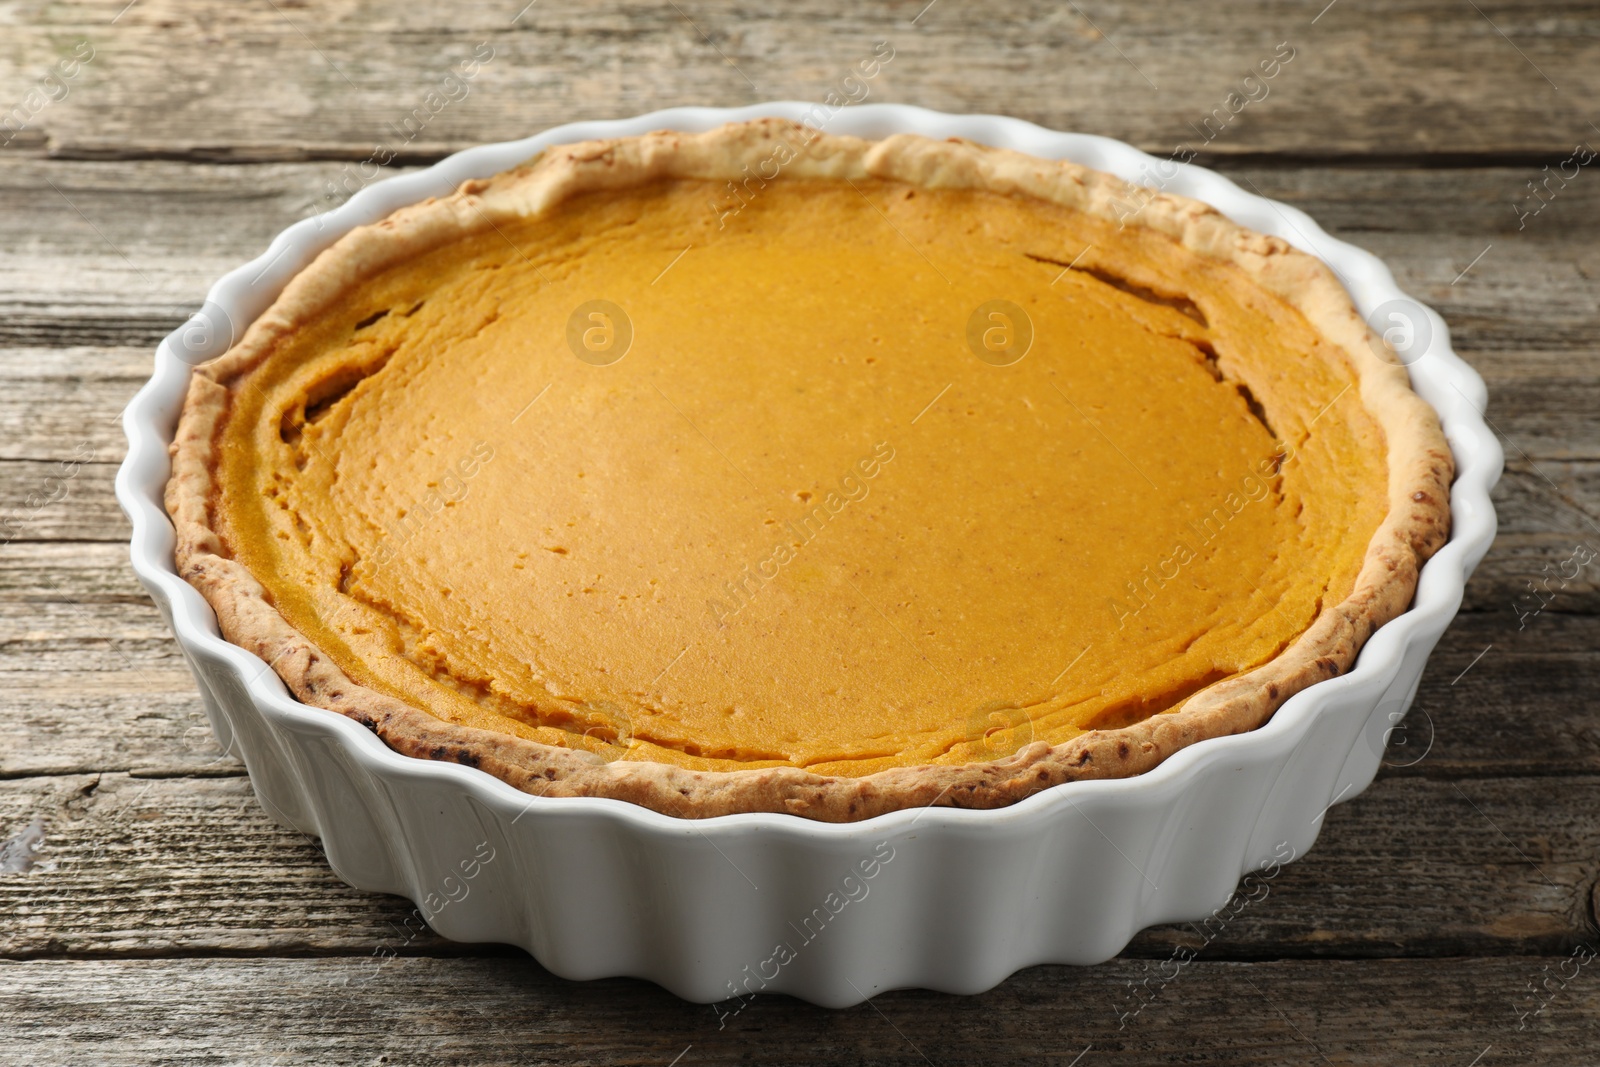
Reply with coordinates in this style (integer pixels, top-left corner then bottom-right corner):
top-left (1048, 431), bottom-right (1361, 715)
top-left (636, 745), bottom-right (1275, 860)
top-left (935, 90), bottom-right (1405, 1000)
top-left (2, 1), bottom-right (1598, 1062)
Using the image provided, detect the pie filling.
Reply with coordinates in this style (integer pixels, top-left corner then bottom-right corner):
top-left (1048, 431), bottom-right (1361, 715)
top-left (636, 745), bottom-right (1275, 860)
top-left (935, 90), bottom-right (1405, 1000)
top-left (213, 176), bottom-right (1386, 776)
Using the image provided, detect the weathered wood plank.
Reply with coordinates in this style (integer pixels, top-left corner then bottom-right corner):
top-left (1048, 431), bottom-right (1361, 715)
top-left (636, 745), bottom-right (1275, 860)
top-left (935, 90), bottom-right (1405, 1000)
top-left (0, 0), bottom-right (1591, 1051)
top-left (1225, 162), bottom-right (1600, 236)
top-left (1484, 463), bottom-right (1600, 547)
top-left (7, 447), bottom-right (1598, 567)
top-left (4, 579), bottom-right (1597, 780)
top-left (0, 347), bottom-right (146, 462)
top-left (1, 453), bottom-right (1596, 553)
top-left (3, 345), bottom-right (1598, 476)
top-left (1394, 614), bottom-right (1600, 779)
top-left (3, 348), bottom-right (1599, 474)
top-left (3, 599), bottom-right (1597, 779)
top-left (0, 460), bottom-right (122, 542)
top-left (2, 159), bottom-right (1600, 362)
top-left (1, 771), bottom-right (1595, 960)
top-left (0, 460), bottom-right (1594, 563)
top-left (0, 541), bottom-right (218, 778)
top-left (3, 0), bottom-right (1598, 161)
top-left (8, 158), bottom-right (1593, 258)
top-left (0, 542), bottom-right (148, 600)
top-left (1, 691), bottom-right (227, 780)
top-left (0, 458), bottom-right (1596, 780)
top-left (1473, 356), bottom-right (1600, 463)
top-left (0, 954), bottom-right (1593, 1065)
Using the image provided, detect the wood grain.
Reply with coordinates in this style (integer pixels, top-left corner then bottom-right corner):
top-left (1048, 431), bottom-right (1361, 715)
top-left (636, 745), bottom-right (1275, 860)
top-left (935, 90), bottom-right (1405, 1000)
top-left (4, 159), bottom-right (1600, 355)
top-left (1, 771), bottom-right (1596, 961)
top-left (1, 954), bottom-right (1595, 1066)
top-left (3, 0), bottom-right (1598, 162)
top-left (2, 1), bottom-right (1598, 1058)
top-left (0, 348), bottom-right (148, 462)
top-left (1, 499), bottom-right (1597, 780)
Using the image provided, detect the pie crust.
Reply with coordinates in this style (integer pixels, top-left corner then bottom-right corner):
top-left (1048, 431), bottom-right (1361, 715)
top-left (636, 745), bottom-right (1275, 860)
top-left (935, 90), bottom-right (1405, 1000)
top-left (166, 119), bottom-right (1453, 821)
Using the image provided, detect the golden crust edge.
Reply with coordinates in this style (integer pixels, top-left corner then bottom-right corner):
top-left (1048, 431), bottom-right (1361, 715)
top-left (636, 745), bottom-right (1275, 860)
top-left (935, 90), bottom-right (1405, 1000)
top-left (167, 119), bottom-right (1454, 822)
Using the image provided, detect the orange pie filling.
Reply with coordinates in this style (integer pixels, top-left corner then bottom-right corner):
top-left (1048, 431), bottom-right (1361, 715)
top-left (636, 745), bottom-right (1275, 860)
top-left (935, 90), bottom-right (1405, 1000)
top-left (211, 176), bottom-right (1387, 776)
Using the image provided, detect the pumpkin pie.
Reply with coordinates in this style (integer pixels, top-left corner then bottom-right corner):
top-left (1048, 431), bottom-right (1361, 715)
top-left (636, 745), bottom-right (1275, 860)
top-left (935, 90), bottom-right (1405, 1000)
top-left (166, 120), bottom-right (1453, 821)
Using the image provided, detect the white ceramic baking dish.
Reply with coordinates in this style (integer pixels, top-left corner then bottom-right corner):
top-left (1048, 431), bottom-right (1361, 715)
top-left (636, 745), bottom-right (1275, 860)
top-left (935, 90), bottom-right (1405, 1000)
top-left (116, 103), bottom-right (1501, 1008)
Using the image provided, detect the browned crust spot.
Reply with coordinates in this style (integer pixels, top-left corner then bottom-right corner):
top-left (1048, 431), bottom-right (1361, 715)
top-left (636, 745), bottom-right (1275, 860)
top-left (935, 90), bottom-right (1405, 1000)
top-left (165, 119), bottom-right (1454, 822)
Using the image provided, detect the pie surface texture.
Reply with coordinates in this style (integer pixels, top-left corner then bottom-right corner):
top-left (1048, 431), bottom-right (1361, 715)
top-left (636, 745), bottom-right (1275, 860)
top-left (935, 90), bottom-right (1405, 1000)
top-left (167, 119), bottom-right (1453, 821)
